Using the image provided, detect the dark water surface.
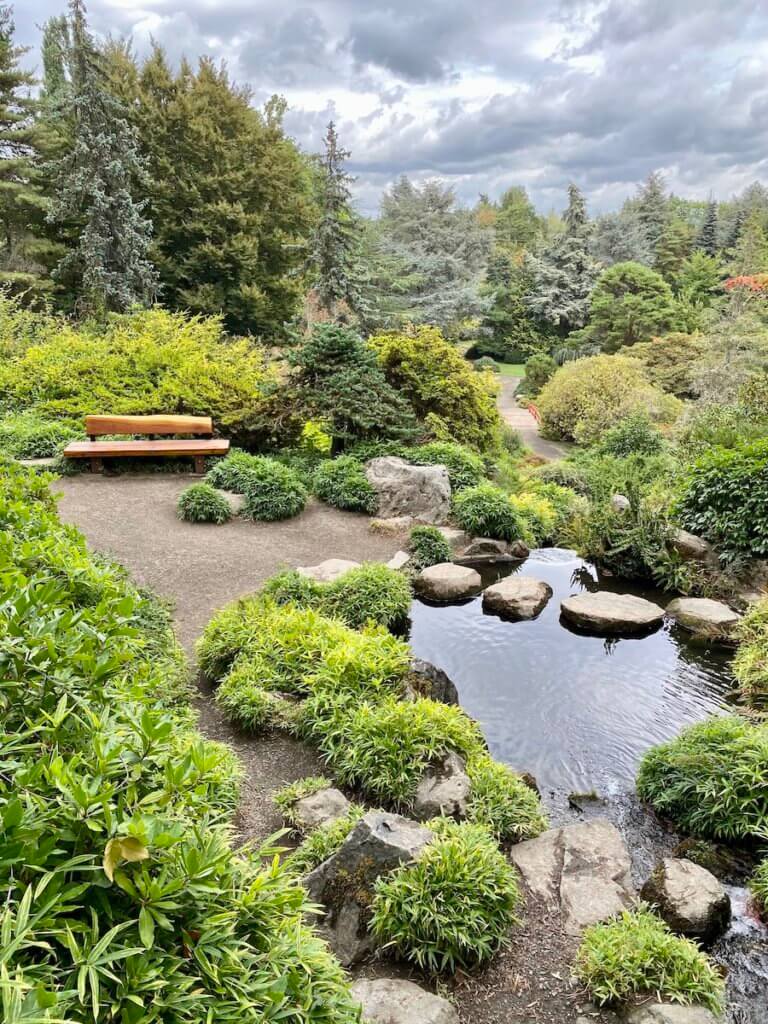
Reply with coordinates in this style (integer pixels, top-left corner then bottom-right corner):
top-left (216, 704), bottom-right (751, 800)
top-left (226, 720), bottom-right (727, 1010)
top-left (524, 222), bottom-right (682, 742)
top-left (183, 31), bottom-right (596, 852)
top-left (408, 548), bottom-right (735, 795)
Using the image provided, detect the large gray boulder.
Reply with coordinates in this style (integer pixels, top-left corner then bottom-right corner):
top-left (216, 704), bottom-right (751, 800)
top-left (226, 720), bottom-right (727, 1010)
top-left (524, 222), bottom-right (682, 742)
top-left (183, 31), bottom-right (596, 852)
top-left (365, 457), bottom-right (451, 524)
top-left (624, 1005), bottom-right (723, 1024)
top-left (351, 979), bottom-right (459, 1024)
top-left (412, 752), bottom-right (471, 821)
top-left (510, 819), bottom-right (635, 935)
top-left (461, 537), bottom-right (511, 558)
top-left (561, 591), bottom-right (664, 635)
top-left (482, 576), bottom-right (553, 621)
top-left (670, 529), bottom-right (718, 565)
top-left (641, 857), bottom-right (730, 945)
top-left (406, 658), bottom-right (459, 704)
top-left (415, 563), bottom-right (482, 602)
top-left (297, 558), bottom-right (360, 583)
top-left (666, 598), bottom-right (740, 638)
top-left (304, 811), bottom-right (433, 965)
top-left (292, 787), bottom-right (351, 833)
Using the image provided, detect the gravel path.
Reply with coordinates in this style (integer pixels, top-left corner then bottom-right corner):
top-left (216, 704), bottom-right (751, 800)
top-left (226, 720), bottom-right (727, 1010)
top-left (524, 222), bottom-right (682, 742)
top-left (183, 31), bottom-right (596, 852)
top-left (56, 472), bottom-right (404, 840)
top-left (497, 378), bottom-right (571, 461)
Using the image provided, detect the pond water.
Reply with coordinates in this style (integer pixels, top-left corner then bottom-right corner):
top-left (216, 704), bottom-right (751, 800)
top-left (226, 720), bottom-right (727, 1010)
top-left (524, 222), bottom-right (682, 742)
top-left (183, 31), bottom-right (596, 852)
top-left (408, 547), bottom-right (735, 795)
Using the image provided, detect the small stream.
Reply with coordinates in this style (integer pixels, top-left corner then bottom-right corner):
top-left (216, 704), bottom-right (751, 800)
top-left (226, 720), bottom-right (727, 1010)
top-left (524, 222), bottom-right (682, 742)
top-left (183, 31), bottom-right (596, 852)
top-left (408, 548), bottom-right (768, 1021)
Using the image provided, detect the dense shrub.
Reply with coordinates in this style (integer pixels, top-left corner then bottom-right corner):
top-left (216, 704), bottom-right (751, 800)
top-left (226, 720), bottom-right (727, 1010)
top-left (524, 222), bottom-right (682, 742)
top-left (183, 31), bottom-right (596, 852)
top-left (263, 564), bottom-right (412, 631)
top-left (629, 332), bottom-right (706, 398)
top-left (509, 493), bottom-right (556, 545)
top-left (302, 694), bottom-right (486, 805)
top-left (452, 482), bottom-right (525, 541)
top-left (674, 401), bottom-right (768, 455)
top-left (0, 410), bottom-right (81, 457)
top-left (733, 597), bottom-right (768, 709)
top-left (370, 819), bottom-right (520, 973)
top-left (215, 658), bottom-right (302, 733)
top-left (522, 352), bottom-right (557, 395)
top-left (239, 457), bottom-right (307, 521)
top-left (536, 355), bottom-right (682, 444)
top-left (528, 481), bottom-right (587, 538)
top-left (637, 717), bottom-right (768, 841)
top-left (574, 906), bottom-right (724, 1013)
top-left (473, 356), bottom-right (500, 372)
top-left (405, 440), bottom-right (486, 492)
top-left (0, 306), bottom-right (281, 448)
top-left (676, 439), bottom-right (768, 559)
top-left (370, 325), bottom-right (502, 451)
top-left (177, 482), bottom-right (232, 523)
top-left (0, 459), bottom-right (359, 1022)
top-left (466, 756), bottom-right (548, 842)
top-left (587, 261), bottom-right (680, 352)
top-left (409, 525), bottom-right (452, 570)
top-left (313, 455), bottom-right (377, 513)
top-left (206, 450), bottom-right (265, 492)
top-left (596, 412), bottom-right (665, 458)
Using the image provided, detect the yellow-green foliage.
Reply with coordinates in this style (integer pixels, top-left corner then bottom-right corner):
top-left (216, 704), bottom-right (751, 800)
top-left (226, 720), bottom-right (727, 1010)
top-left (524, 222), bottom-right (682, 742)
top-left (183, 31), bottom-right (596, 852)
top-left (509, 493), bottom-right (556, 545)
top-left (733, 596), bottom-right (768, 709)
top-left (466, 755), bottom-right (548, 842)
top-left (0, 304), bottom-right (279, 444)
top-left (536, 354), bottom-right (683, 445)
top-left (370, 325), bottom-right (502, 451)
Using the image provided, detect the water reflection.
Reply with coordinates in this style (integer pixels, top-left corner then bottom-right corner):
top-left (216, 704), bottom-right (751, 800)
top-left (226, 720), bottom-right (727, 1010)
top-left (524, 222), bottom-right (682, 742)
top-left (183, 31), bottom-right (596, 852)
top-left (408, 549), bottom-right (734, 793)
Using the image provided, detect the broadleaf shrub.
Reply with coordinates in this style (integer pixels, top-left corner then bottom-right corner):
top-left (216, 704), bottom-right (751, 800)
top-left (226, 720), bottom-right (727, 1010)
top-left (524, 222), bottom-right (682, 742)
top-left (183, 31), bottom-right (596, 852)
top-left (596, 412), bottom-right (665, 458)
top-left (370, 819), bottom-right (520, 973)
top-left (0, 411), bottom-right (81, 458)
top-left (574, 905), bottom-right (724, 1013)
top-left (313, 455), bottom-right (377, 513)
top-left (177, 482), bottom-right (232, 524)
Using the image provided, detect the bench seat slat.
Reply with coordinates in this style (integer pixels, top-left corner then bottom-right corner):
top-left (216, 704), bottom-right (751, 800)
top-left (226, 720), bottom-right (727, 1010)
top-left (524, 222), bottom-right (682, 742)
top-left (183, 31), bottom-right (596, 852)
top-left (84, 414), bottom-right (213, 437)
top-left (63, 439), bottom-right (230, 458)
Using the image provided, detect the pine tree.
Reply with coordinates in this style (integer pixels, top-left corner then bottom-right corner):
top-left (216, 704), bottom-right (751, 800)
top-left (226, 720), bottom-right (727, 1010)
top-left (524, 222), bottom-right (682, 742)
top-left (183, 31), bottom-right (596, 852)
top-left (0, 5), bottom-right (53, 300)
top-left (47, 0), bottom-right (157, 315)
top-left (654, 217), bottom-right (695, 282)
top-left (696, 199), bottom-right (718, 256)
top-left (591, 208), bottom-right (653, 267)
top-left (729, 210), bottom-right (768, 276)
top-left (475, 248), bottom-right (547, 360)
top-left (724, 208), bottom-right (745, 253)
top-left (495, 185), bottom-right (541, 251)
top-left (524, 184), bottom-right (600, 335)
top-left (637, 171), bottom-right (669, 250)
top-left (311, 121), bottom-right (361, 318)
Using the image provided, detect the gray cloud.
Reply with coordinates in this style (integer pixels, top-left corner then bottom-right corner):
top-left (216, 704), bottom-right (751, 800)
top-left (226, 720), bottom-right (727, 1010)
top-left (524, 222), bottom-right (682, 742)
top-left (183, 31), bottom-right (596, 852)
top-left (15, 0), bottom-right (768, 215)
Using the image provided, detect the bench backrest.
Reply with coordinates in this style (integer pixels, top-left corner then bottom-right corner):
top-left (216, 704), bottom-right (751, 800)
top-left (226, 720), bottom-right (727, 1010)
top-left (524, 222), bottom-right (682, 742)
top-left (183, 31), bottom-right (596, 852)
top-left (85, 415), bottom-right (213, 439)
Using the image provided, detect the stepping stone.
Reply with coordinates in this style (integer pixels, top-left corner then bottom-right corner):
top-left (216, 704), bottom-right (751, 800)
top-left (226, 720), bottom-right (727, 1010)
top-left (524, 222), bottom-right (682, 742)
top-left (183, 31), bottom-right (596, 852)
top-left (560, 591), bottom-right (664, 635)
top-left (625, 1005), bottom-right (724, 1024)
top-left (641, 857), bottom-right (730, 945)
top-left (482, 576), bottom-right (552, 620)
top-left (666, 597), bottom-right (740, 637)
top-left (351, 978), bottom-right (459, 1024)
top-left (415, 562), bottom-right (481, 602)
top-left (462, 537), bottom-right (510, 557)
top-left (297, 558), bottom-right (360, 583)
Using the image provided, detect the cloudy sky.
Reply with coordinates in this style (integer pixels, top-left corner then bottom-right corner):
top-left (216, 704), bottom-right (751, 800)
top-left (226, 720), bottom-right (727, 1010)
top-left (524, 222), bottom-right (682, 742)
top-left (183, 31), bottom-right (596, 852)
top-left (15, 0), bottom-right (768, 215)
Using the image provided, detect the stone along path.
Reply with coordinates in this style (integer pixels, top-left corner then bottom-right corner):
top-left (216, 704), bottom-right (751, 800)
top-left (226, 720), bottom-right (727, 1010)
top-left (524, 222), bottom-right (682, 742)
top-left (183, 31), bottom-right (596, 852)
top-left (497, 377), bottom-right (570, 461)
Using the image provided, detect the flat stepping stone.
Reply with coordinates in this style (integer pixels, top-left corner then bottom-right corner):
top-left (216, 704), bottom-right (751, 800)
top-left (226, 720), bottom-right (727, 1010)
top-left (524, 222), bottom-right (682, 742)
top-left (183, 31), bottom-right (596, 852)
top-left (560, 591), bottom-right (664, 635)
top-left (415, 562), bottom-right (481, 602)
top-left (666, 597), bottom-right (740, 636)
top-left (482, 576), bottom-right (552, 620)
top-left (625, 1005), bottom-right (724, 1024)
top-left (297, 558), bottom-right (360, 583)
top-left (352, 978), bottom-right (458, 1024)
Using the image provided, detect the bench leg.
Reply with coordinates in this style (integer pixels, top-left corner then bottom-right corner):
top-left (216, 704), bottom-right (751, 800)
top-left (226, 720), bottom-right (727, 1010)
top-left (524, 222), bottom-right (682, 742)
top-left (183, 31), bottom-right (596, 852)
top-left (193, 456), bottom-right (205, 475)
top-left (90, 457), bottom-right (103, 473)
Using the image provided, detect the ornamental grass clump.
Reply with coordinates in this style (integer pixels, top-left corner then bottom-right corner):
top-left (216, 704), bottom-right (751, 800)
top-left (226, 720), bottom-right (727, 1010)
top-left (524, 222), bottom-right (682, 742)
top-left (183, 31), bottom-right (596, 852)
top-left (240, 457), bottom-right (307, 521)
top-left (636, 716), bottom-right (768, 841)
top-left (466, 756), bottom-right (548, 842)
top-left (453, 482), bottom-right (525, 541)
top-left (573, 905), bottom-right (725, 1013)
top-left (408, 525), bottom-right (452, 570)
top-left (177, 482), bottom-right (232, 524)
top-left (205, 450), bottom-right (263, 492)
top-left (214, 658), bottom-right (301, 733)
top-left (313, 455), bottom-right (378, 513)
top-left (370, 819), bottom-right (520, 973)
top-left (733, 596), bottom-right (768, 709)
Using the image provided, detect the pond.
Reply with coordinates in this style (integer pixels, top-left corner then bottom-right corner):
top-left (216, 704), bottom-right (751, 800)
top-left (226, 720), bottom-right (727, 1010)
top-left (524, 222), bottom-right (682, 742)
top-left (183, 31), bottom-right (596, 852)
top-left (408, 548), bottom-right (735, 796)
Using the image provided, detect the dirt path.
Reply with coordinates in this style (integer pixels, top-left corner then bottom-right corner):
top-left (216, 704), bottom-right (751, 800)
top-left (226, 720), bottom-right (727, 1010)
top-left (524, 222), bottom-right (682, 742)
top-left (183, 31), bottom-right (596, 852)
top-left (497, 378), bottom-right (571, 461)
top-left (56, 473), bottom-right (404, 840)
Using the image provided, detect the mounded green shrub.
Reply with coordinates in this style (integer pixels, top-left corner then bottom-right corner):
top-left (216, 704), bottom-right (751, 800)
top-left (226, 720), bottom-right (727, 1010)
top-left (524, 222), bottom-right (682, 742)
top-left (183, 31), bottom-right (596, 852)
top-left (509, 492), bottom-right (556, 546)
top-left (409, 525), bottom-right (452, 570)
top-left (452, 482), bottom-right (525, 541)
top-left (733, 597), bottom-right (768, 709)
top-left (465, 756), bottom-right (548, 842)
top-left (313, 455), bottom-right (378, 513)
top-left (177, 482), bottom-right (232, 524)
top-left (636, 716), bottom-right (768, 841)
top-left (596, 412), bottom-right (665, 458)
top-left (206, 450), bottom-right (263, 492)
top-left (370, 819), bottom-right (520, 973)
top-left (676, 438), bottom-right (768, 559)
top-left (240, 458), bottom-right (307, 521)
top-left (522, 352), bottom-right (557, 395)
top-left (573, 905), bottom-right (724, 1013)
top-left (0, 411), bottom-right (81, 458)
top-left (406, 441), bottom-right (486, 492)
top-left (215, 658), bottom-right (302, 732)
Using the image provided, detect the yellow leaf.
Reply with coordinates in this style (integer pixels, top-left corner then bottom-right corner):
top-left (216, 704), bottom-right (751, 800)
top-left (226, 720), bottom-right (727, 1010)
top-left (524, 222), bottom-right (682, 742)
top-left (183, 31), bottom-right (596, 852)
top-left (103, 837), bottom-right (149, 881)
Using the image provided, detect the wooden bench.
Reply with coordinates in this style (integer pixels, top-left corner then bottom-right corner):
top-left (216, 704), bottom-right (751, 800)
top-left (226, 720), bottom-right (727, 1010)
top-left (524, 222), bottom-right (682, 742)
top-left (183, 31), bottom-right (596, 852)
top-left (63, 415), bottom-right (230, 474)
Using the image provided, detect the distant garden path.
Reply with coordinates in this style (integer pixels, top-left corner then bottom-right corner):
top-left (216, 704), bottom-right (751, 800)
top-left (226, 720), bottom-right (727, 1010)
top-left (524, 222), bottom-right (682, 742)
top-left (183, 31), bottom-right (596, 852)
top-left (57, 473), bottom-right (404, 840)
top-left (497, 376), bottom-right (571, 460)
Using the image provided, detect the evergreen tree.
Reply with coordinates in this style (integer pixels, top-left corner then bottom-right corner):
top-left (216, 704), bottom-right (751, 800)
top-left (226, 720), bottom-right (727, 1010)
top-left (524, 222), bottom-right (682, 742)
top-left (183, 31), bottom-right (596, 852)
top-left (729, 210), bottom-right (768, 276)
top-left (475, 248), bottom-right (548, 361)
top-left (495, 185), bottom-right (541, 251)
top-left (724, 208), bottom-right (745, 253)
top-left (696, 199), bottom-right (718, 256)
top-left (525, 184), bottom-right (600, 335)
top-left (311, 121), bottom-right (360, 318)
top-left (655, 217), bottom-right (695, 281)
top-left (637, 170), bottom-right (669, 250)
top-left (587, 261), bottom-right (680, 352)
top-left (0, 5), bottom-right (55, 300)
top-left (591, 208), bottom-right (653, 267)
top-left (47, 0), bottom-right (157, 314)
